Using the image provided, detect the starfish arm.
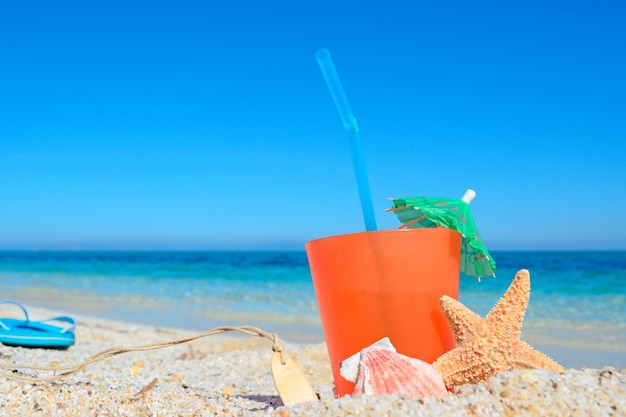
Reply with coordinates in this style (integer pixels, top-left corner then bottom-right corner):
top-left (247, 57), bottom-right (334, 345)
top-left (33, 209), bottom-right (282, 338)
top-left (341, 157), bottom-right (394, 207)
top-left (432, 347), bottom-right (494, 387)
top-left (439, 295), bottom-right (483, 345)
top-left (508, 341), bottom-right (565, 372)
top-left (484, 269), bottom-right (531, 340)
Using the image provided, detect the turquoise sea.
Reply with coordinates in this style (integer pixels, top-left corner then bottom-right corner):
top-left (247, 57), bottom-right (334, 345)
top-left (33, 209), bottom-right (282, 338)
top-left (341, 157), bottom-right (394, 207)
top-left (1, 250), bottom-right (625, 346)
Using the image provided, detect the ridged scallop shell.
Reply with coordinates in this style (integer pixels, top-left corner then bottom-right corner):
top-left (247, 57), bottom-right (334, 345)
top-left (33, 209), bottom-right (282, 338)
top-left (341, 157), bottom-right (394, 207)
top-left (340, 337), bottom-right (449, 398)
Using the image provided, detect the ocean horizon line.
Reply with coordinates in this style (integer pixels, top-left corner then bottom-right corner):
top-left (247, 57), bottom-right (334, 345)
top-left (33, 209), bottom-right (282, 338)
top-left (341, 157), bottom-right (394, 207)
top-left (1, 248), bottom-right (625, 253)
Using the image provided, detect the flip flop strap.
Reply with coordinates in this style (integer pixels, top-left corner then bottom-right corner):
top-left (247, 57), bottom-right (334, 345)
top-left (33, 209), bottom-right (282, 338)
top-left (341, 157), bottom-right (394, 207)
top-left (39, 316), bottom-right (77, 333)
top-left (0, 299), bottom-right (75, 333)
top-left (0, 299), bottom-right (30, 330)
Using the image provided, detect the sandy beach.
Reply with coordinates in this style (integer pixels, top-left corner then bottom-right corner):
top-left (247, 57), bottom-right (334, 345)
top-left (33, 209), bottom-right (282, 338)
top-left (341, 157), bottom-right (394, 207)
top-left (0, 306), bottom-right (625, 416)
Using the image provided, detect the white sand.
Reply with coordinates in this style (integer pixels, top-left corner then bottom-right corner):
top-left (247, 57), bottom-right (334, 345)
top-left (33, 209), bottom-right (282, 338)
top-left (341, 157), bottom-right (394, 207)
top-left (0, 307), bottom-right (625, 416)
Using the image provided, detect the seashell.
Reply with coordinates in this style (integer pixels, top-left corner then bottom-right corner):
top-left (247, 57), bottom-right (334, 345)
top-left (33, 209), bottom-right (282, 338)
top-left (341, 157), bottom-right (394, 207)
top-left (340, 337), bottom-right (449, 398)
top-left (340, 337), bottom-right (394, 382)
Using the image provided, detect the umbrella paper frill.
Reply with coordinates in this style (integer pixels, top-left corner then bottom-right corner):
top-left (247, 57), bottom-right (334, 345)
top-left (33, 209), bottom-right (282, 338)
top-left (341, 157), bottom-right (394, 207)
top-left (387, 189), bottom-right (496, 279)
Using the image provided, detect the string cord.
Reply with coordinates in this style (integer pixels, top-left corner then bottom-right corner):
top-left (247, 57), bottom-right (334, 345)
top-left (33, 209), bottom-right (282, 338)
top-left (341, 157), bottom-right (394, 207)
top-left (0, 325), bottom-right (285, 383)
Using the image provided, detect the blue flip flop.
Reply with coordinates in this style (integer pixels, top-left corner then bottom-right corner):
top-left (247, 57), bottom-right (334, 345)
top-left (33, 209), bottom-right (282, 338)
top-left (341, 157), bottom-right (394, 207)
top-left (0, 299), bottom-right (76, 348)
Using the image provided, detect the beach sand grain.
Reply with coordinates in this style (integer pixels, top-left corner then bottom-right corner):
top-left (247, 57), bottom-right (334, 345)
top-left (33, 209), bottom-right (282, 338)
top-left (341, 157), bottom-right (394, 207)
top-left (0, 308), bottom-right (625, 416)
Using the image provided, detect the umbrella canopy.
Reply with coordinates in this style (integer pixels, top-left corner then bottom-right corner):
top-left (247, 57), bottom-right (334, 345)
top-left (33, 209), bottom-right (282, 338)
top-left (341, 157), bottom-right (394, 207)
top-left (387, 190), bottom-right (496, 279)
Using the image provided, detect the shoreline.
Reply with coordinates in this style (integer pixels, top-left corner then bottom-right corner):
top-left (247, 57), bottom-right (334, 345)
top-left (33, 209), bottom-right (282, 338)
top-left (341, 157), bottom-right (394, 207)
top-left (0, 305), bottom-right (625, 415)
top-left (4, 295), bottom-right (626, 369)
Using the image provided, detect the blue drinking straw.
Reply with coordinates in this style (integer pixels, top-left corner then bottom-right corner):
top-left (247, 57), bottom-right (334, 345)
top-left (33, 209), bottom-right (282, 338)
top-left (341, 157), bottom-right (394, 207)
top-left (316, 48), bottom-right (378, 231)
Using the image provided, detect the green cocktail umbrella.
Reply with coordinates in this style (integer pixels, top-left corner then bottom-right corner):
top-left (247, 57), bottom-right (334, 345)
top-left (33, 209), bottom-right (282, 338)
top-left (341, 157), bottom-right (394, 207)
top-left (387, 189), bottom-right (496, 279)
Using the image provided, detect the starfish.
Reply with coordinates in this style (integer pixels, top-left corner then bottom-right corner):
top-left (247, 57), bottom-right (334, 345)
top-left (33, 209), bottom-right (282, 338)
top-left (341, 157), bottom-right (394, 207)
top-left (432, 269), bottom-right (564, 388)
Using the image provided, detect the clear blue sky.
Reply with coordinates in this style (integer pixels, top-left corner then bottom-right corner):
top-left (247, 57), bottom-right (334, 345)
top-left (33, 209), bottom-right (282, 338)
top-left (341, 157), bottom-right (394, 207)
top-left (2, 1), bottom-right (625, 250)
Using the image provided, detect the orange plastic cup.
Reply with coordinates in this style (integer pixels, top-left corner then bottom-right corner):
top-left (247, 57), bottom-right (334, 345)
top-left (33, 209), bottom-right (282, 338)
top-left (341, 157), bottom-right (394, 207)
top-left (305, 228), bottom-right (461, 397)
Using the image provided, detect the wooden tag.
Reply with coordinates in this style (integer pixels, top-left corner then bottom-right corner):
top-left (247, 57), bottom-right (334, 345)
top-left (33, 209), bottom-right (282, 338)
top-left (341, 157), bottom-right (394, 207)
top-left (271, 351), bottom-right (319, 406)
